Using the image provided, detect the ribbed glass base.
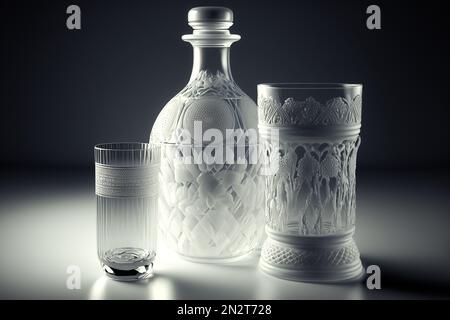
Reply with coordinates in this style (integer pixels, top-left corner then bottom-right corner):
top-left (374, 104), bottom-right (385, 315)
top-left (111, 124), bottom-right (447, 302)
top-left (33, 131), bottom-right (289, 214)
top-left (101, 263), bottom-right (153, 281)
top-left (100, 247), bottom-right (155, 281)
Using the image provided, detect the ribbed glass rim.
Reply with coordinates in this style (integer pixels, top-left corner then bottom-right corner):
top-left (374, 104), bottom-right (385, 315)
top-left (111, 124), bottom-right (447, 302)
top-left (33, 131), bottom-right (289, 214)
top-left (94, 142), bottom-right (154, 151)
top-left (258, 83), bottom-right (362, 90)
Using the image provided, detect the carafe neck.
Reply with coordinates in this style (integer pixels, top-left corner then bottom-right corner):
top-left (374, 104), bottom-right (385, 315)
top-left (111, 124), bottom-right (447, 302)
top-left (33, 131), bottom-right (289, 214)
top-left (189, 46), bottom-right (233, 82)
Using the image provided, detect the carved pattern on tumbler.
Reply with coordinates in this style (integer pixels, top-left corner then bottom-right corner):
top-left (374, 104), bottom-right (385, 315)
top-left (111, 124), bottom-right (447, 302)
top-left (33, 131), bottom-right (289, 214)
top-left (262, 239), bottom-right (359, 267)
top-left (258, 95), bottom-right (362, 127)
top-left (264, 137), bottom-right (360, 235)
top-left (95, 164), bottom-right (159, 198)
top-left (258, 83), bottom-right (363, 282)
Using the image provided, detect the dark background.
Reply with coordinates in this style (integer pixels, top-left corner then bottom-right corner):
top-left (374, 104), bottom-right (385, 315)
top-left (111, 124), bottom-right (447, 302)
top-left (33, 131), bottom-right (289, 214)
top-left (1, 0), bottom-right (449, 170)
top-left (1, 0), bottom-right (450, 300)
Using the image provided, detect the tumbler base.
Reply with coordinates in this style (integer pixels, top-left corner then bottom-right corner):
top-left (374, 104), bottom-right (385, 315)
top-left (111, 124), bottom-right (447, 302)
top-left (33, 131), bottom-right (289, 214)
top-left (260, 228), bottom-right (363, 283)
top-left (100, 247), bottom-right (155, 282)
top-left (101, 263), bottom-right (153, 282)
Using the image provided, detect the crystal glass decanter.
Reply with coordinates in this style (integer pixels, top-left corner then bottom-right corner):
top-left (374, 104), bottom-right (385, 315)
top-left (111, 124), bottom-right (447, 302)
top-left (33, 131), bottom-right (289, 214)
top-left (150, 7), bottom-right (263, 262)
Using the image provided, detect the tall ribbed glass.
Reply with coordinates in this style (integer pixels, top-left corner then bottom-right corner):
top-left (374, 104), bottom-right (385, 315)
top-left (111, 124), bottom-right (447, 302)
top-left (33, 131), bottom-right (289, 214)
top-left (94, 143), bottom-right (160, 281)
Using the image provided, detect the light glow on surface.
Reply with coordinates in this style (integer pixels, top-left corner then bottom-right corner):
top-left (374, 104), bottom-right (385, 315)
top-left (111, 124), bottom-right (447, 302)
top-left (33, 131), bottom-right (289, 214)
top-left (1, 171), bottom-right (450, 299)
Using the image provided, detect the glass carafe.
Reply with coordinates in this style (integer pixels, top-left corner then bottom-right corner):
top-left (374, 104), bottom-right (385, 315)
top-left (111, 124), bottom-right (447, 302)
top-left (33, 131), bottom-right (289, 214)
top-left (150, 7), bottom-right (263, 262)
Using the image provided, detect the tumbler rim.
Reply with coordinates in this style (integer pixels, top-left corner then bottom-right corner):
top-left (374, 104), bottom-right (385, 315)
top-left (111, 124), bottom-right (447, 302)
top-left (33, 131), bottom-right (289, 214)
top-left (94, 142), bottom-right (154, 152)
top-left (258, 83), bottom-right (362, 90)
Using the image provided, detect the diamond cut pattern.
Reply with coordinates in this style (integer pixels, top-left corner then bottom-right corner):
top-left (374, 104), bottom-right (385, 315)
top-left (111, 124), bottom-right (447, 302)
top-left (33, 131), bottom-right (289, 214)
top-left (159, 146), bottom-right (264, 258)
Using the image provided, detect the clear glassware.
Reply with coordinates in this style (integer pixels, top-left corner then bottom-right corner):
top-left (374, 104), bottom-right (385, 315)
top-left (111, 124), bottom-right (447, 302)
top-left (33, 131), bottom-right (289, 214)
top-left (94, 143), bottom-right (160, 281)
top-left (158, 143), bottom-right (264, 262)
top-left (150, 7), bottom-right (263, 262)
top-left (258, 83), bottom-right (363, 282)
